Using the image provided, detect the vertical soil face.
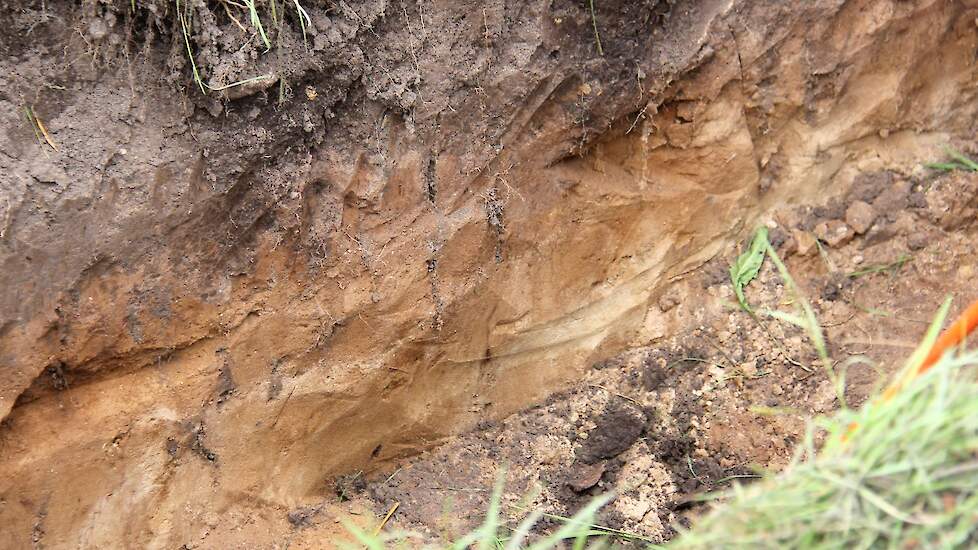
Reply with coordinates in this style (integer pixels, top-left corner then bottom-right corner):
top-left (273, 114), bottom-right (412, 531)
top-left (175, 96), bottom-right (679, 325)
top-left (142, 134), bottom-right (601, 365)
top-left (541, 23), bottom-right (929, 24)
top-left (1, 0), bottom-right (977, 546)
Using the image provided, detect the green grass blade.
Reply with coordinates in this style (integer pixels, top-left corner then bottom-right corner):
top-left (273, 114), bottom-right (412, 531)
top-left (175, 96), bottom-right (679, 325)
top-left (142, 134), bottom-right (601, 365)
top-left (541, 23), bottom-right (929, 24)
top-left (524, 493), bottom-right (614, 550)
top-left (925, 162), bottom-right (965, 172)
top-left (848, 254), bottom-right (912, 278)
top-left (764, 309), bottom-right (807, 328)
top-left (943, 147), bottom-right (978, 171)
top-left (502, 509), bottom-right (544, 550)
top-left (338, 518), bottom-right (385, 550)
top-left (475, 470), bottom-right (506, 550)
top-left (176, 0), bottom-right (206, 93)
top-left (242, 0), bottom-right (271, 50)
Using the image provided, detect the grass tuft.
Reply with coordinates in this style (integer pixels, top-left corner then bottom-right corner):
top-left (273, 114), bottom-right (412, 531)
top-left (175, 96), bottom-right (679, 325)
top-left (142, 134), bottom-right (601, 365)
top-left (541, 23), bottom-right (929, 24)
top-left (670, 324), bottom-right (978, 548)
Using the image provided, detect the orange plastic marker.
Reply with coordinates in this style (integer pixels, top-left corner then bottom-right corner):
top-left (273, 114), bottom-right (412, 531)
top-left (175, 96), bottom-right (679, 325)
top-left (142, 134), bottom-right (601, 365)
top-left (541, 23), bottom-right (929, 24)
top-left (846, 297), bottom-right (978, 441)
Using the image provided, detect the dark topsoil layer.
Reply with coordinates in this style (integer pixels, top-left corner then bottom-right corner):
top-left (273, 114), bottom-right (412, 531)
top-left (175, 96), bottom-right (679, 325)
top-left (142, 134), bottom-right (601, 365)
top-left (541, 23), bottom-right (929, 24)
top-left (1, 0), bottom-right (680, 316)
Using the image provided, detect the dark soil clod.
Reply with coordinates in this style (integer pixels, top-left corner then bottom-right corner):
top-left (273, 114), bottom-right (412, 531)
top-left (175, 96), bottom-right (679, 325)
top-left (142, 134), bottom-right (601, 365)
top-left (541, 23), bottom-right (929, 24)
top-left (576, 403), bottom-right (646, 463)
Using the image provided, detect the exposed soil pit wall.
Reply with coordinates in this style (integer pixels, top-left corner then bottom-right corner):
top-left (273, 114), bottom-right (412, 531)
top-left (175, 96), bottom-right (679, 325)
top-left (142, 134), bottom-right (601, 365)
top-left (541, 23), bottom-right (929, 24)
top-left (1, 0), bottom-right (977, 547)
